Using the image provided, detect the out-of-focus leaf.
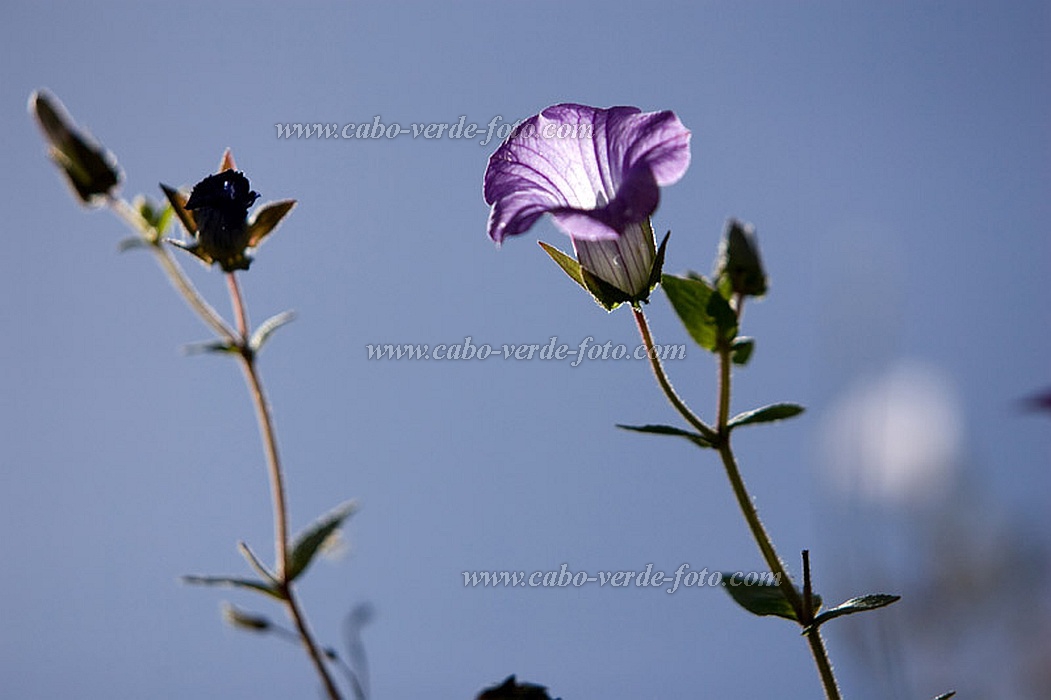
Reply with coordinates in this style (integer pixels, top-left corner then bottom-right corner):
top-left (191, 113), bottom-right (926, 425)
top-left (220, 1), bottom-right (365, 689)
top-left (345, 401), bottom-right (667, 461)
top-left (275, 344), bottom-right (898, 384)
top-left (249, 311), bottom-right (297, 353)
top-left (287, 501), bottom-right (358, 582)
top-left (181, 575), bottom-right (282, 600)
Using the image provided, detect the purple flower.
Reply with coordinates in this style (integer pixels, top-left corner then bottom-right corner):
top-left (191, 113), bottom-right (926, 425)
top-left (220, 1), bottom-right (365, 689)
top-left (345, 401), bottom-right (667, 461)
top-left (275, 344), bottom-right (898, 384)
top-left (484, 103), bottom-right (690, 305)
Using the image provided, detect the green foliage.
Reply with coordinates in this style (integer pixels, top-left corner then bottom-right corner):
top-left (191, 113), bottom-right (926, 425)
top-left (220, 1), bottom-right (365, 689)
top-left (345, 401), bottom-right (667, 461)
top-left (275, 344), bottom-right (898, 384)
top-left (730, 336), bottom-right (755, 365)
top-left (715, 219), bottom-right (767, 298)
top-left (721, 576), bottom-right (818, 622)
top-left (727, 403), bottom-right (805, 430)
top-left (661, 273), bottom-right (737, 351)
top-left (250, 311), bottom-right (297, 353)
top-left (287, 501), bottom-right (357, 583)
top-left (181, 575), bottom-right (283, 600)
top-left (616, 423), bottom-right (713, 449)
top-left (804, 594), bottom-right (901, 632)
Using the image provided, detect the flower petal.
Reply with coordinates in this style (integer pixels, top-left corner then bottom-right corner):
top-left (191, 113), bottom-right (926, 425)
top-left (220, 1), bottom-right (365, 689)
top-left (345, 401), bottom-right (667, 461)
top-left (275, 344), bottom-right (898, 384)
top-left (484, 103), bottom-right (690, 244)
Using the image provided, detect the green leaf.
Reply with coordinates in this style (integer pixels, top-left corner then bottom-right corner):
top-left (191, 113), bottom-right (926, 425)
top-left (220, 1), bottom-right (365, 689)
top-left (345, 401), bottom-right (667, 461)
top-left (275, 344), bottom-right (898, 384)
top-left (727, 403), bottom-right (804, 429)
top-left (181, 575), bottom-right (283, 600)
top-left (286, 501), bottom-right (358, 583)
top-left (29, 90), bottom-right (121, 206)
top-left (661, 273), bottom-right (737, 352)
top-left (616, 423), bottom-right (713, 449)
top-left (731, 337), bottom-right (755, 365)
top-left (721, 576), bottom-right (817, 622)
top-left (221, 602), bottom-right (272, 632)
top-left (715, 219), bottom-right (767, 298)
top-left (246, 199), bottom-right (296, 248)
top-left (808, 593), bottom-right (901, 630)
top-left (249, 310), bottom-right (297, 353)
top-left (932, 693), bottom-right (956, 700)
top-left (237, 541), bottom-right (277, 584)
top-left (182, 340), bottom-right (238, 355)
top-left (117, 237), bottom-right (151, 253)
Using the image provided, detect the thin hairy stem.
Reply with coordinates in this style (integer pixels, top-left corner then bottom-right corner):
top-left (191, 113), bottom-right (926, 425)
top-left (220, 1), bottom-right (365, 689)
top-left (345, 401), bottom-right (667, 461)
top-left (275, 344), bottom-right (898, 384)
top-left (632, 306), bottom-right (716, 441)
top-left (227, 273), bottom-right (342, 700)
top-left (632, 302), bottom-right (841, 700)
top-left (107, 196), bottom-right (236, 343)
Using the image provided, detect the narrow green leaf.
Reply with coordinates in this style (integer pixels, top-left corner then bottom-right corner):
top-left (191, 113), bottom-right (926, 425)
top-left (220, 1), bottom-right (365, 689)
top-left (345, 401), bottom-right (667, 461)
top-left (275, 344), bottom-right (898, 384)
top-left (727, 403), bottom-right (804, 429)
top-left (29, 90), bottom-right (121, 206)
top-left (181, 575), bottom-right (283, 600)
top-left (932, 692), bottom-right (956, 700)
top-left (661, 274), bottom-right (737, 352)
top-left (721, 576), bottom-right (818, 622)
top-left (182, 340), bottom-right (238, 355)
top-left (249, 310), bottom-right (297, 353)
top-left (246, 199), bottom-right (296, 248)
top-left (286, 501), bottom-right (358, 583)
top-left (731, 337), bottom-right (755, 365)
top-left (117, 237), bottom-right (151, 253)
top-left (221, 602), bottom-right (272, 632)
top-left (616, 423), bottom-right (713, 449)
top-left (237, 541), bottom-right (277, 584)
top-left (809, 593), bottom-right (901, 629)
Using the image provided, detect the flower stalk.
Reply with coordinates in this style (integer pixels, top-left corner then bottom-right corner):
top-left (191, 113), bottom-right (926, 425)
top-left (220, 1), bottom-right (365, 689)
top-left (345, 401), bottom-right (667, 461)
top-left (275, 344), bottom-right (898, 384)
top-left (633, 303), bottom-right (841, 700)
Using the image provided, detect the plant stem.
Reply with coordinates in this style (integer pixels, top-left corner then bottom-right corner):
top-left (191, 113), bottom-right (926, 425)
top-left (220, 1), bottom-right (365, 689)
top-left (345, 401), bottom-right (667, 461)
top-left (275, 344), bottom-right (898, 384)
top-left (107, 196), bottom-right (236, 343)
top-left (632, 304), bottom-right (841, 700)
top-left (226, 273), bottom-right (342, 700)
top-left (631, 306), bottom-right (717, 442)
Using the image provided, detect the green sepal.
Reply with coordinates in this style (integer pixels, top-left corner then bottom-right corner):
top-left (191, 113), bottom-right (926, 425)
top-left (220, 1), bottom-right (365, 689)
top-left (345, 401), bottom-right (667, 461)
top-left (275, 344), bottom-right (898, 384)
top-left (661, 273), bottom-right (737, 352)
top-left (181, 575), bottom-right (283, 600)
top-left (721, 576), bottom-right (818, 622)
top-left (538, 241), bottom-right (588, 292)
top-left (715, 219), bottom-right (767, 298)
top-left (646, 229), bottom-right (671, 293)
top-left (247, 199), bottom-right (296, 248)
top-left (580, 267), bottom-right (633, 311)
top-left (159, 183), bottom-right (197, 236)
top-left (29, 90), bottom-right (121, 206)
top-left (727, 403), bottom-right (805, 430)
top-left (286, 501), bottom-right (357, 583)
top-left (802, 593), bottom-right (901, 633)
top-left (249, 311), bottom-right (296, 353)
top-left (731, 337), bottom-right (755, 365)
top-left (616, 423), bottom-right (713, 449)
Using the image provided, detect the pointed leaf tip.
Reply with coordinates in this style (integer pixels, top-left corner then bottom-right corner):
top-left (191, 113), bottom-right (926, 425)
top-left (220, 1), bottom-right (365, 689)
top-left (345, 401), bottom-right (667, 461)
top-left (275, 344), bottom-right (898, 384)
top-left (808, 593), bottom-right (901, 630)
top-left (286, 500), bottom-right (358, 582)
top-left (247, 199), bottom-right (296, 248)
top-left (249, 310), bottom-right (297, 352)
top-left (616, 423), bottom-right (713, 449)
top-left (727, 403), bottom-right (804, 429)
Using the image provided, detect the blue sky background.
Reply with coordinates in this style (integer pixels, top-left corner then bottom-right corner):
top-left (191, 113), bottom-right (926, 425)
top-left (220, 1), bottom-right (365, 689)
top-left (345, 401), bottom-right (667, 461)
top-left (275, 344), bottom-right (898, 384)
top-left (2, 1), bottom-right (1048, 698)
